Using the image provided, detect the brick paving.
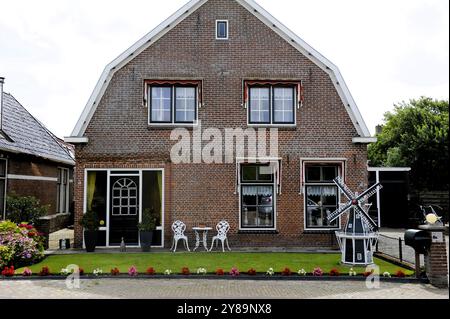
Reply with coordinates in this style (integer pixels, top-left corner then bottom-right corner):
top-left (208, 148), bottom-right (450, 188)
top-left (0, 279), bottom-right (447, 299)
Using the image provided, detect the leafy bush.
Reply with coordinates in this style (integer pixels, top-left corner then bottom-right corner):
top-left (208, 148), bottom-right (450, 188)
top-left (6, 194), bottom-right (48, 225)
top-left (79, 211), bottom-right (99, 231)
top-left (138, 208), bottom-right (158, 231)
top-left (0, 221), bottom-right (44, 269)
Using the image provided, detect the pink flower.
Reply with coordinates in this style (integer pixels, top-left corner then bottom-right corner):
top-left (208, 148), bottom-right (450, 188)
top-left (312, 267), bottom-right (323, 276)
top-left (128, 266), bottom-right (138, 276)
top-left (22, 268), bottom-right (32, 276)
top-left (229, 267), bottom-right (240, 277)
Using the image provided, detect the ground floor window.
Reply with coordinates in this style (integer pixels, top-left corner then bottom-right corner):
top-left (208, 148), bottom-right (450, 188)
top-left (0, 159), bottom-right (7, 219)
top-left (240, 164), bottom-right (275, 229)
top-left (304, 164), bottom-right (340, 229)
top-left (56, 167), bottom-right (69, 213)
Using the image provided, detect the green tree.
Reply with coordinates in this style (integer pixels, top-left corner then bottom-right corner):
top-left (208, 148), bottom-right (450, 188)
top-left (368, 97), bottom-right (449, 190)
top-left (6, 194), bottom-right (49, 224)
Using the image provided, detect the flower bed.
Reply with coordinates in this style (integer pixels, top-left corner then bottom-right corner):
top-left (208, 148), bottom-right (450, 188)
top-left (0, 221), bottom-right (45, 272)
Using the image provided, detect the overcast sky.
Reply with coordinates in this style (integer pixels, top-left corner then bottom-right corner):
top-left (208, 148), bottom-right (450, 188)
top-left (0, 0), bottom-right (448, 138)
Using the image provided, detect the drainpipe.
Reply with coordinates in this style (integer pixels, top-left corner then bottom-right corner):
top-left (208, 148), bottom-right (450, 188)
top-left (0, 77), bottom-right (4, 131)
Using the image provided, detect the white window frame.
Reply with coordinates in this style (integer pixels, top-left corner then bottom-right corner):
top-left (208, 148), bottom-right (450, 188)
top-left (111, 178), bottom-right (138, 216)
top-left (148, 85), bottom-right (199, 127)
top-left (57, 167), bottom-right (70, 213)
top-left (215, 20), bottom-right (229, 40)
top-left (247, 85), bottom-right (297, 127)
top-left (83, 168), bottom-right (165, 248)
top-left (0, 158), bottom-right (7, 220)
top-left (300, 158), bottom-right (346, 231)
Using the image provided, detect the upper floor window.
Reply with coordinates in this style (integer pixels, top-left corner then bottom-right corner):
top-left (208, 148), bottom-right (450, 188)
top-left (147, 80), bottom-right (201, 125)
top-left (245, 81), bottom-right (300, 125)
top-left (216, 20), bottom-right (228, 40)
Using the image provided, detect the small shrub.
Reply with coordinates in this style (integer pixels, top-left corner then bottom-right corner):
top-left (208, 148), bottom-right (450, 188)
top-left (6, 194), bottom-right (48, 225)
top-left (22, 268), bottom-right (32, 276)
top-left (39, 266), bottom-right (50, 276)
top-left (111, 267), bottom-right (120, 276)
top-left (395, 270), bottom-right (406, 278)
top-left (229, 267), bottom-right (240, 277)
top-left (128, 266), bottom-right (138, 276)
top-left (181, 267), bottom-right (190, 275)
top-left (1, 266), bottom-right (15, 277)
top-left (216, 268), bottom-right (225, 276)
top-left (146, 267), bottom-right (155, 275)
top-left (312, 267), bottom-right (323, 276)
top-left (281, 267), bottom-right (291, 276)
top-left (329, 268), bottom-right (340, 276)
top-left (247, 268), bottom-right (257, 276)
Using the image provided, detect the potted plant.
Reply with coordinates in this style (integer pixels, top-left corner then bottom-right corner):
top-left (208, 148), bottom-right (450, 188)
top-left (79, 210), bottom-right (99, 252)
top-left (138, 208), bottom-right (157, 252)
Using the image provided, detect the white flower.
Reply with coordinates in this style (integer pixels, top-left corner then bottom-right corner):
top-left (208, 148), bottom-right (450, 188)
top-left (266, 267), bottom-right (274, 276)
top-left (348, 268), bottom-right (357, 276)
top-left (196, 268), bottom-right (207, 275)
top-left (298, 269), bottom-right (307, 276)
top-left (383, 271), bottom-right (391, 278)
top-left (60, 268), bottom-right (70, 275)
top-left (164, 269), bottom-right (172, 275)
top-left (93, 268), bottom-right (103, 276)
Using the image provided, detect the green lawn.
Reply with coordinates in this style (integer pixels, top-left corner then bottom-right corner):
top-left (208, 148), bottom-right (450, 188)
top-left (17, 252), bottom-right (413, 275)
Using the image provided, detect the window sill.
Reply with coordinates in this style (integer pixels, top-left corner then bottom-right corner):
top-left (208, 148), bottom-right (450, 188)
top-left (238, 230), bottom-right (279, 234)
top-left (302, 229), bottom-right (338, 234)
top-left (247, 124), bottom-right (297, 130)
top-left (147, 123), bottom-right (197, 130)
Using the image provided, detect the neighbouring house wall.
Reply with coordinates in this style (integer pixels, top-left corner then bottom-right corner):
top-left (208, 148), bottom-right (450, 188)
top-left (74, 0), bottom-right (368, 248)
top-left (2, 152), bottom-right (74, 216)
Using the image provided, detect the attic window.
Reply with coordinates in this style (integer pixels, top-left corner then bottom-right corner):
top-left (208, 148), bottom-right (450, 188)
top-left (216, 20), bottom-right (228, 40)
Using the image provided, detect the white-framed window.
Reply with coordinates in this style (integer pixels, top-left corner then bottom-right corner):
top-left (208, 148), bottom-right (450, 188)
top-left (56, 167), bottom-right (69, 213)
top-left (112, 178), bottom-right (138, 216)
top-left (149, 84), bottom-right (198, 124)
top-left (240, 164), bottom-right (275, 229)
top-left (248, 85), bottom-right (296, 125)
top-left (304, 165), bottom-right (340, 229)
top-left (0, 158), bottom-right (7, 220)
top-left (216, 20), bottom-right (229, 40)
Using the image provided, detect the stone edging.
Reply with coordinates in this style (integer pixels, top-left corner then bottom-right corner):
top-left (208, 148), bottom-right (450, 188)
top-left (0, 275), bottom-right (427, 284)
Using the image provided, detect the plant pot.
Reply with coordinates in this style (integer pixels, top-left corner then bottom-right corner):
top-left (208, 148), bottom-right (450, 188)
top-left (139, 231), bottom-right (153, 252)
top-left (84, 230), bottom-right (98, 252)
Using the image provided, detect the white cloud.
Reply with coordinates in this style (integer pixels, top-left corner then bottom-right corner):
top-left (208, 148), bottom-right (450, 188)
top-left (0, 0), bottom-right (448, 137)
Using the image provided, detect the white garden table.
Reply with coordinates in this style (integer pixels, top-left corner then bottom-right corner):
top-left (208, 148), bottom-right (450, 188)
top-left (192, 227), bottom-right (212, 251)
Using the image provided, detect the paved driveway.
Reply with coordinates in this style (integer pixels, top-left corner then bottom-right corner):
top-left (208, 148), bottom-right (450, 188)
top-left (0, 279), bottom-right (447, 299)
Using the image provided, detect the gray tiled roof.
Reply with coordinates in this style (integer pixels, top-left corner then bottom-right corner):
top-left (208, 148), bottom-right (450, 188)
top-left (0, 92), bottom-right (75, 165)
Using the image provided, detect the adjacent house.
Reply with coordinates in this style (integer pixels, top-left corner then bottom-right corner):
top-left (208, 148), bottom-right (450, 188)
top-left (66, 0), bottom-right (376, 249)
top-left (0, 77), bottom-right (75, 231)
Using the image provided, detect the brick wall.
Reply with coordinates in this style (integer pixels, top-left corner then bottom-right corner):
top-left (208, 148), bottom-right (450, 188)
top-left (73, 0), bottom-right (368, 248)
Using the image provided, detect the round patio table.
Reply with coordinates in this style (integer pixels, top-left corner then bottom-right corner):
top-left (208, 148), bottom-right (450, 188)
top-left (192, 227), bottom-right (212, 251)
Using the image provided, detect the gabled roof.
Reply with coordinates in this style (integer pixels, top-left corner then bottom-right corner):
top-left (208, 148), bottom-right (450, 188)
top-left (0, 92), bottom-right (75, 165)
top-left (67, 0), bottom-right (373, 141)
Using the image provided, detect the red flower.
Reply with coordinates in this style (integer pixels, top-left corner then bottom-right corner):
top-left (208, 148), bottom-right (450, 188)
top-left (395, 270), bottom-right (406, 278)
top-left (1, 266), bottom-right (15, 277)
top-left (181, 267), bottom-right (190, 275)
top-left (79, 268), bottom-right (84, 276)
top-left (146, 267), bottom-right (155, 275)
top-left (247, 268), bottom-right (257, 276)
top-left (329, 268), bottom-right (340, 276)
top-left (281, 267), bottom-right (292, 276)
top-left (39, 266), bottom-right (50, 276)
top-left (26, 225), bottom-right (34, 230)
top-left (215, 268), bottom-right (224, 276)
top-left (363, 270), bottom-right (374, 277)
top-left (28, 232), bottom-right (36, 237)
top-left (111, 267), bottom-right (120, 276)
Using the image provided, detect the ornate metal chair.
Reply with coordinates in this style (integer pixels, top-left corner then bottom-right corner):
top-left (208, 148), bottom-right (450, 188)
top-left (209, 220), bottom-right (231, 252)
top-left (170, 220), bottom-right (190, 252)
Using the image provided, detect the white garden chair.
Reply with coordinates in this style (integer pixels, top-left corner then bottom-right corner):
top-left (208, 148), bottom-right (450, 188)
top-left (170, 220), bottom-right (190, 252)
top-left (209, 220), bottom-right (231, 252)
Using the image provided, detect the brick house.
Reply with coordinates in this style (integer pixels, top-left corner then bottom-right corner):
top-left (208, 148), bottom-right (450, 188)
top-left (0, 77), bottom-right (75, 231)
top-left (66, 0), bottom-right (376, 249)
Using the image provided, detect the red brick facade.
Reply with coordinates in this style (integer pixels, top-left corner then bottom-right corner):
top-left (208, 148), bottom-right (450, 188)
top-left (73, 0), bottom-right (369, 248)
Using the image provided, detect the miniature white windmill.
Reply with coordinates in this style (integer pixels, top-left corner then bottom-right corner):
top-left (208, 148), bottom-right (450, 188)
top-left (327, 177), bottom-right (383, 265)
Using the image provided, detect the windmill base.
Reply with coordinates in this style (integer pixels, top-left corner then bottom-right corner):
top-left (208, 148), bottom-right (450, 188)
top-left (335, 232), bottom-right (378, 266)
